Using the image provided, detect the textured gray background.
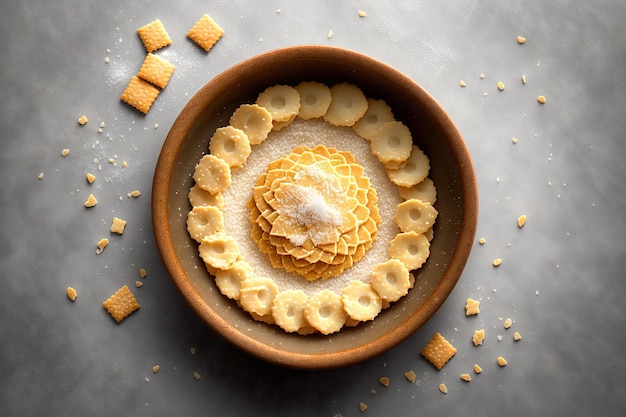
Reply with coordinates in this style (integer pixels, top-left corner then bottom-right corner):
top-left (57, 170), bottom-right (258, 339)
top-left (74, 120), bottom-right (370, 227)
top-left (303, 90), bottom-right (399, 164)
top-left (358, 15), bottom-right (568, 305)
top-left (1, 1), bottom-right (625, 416)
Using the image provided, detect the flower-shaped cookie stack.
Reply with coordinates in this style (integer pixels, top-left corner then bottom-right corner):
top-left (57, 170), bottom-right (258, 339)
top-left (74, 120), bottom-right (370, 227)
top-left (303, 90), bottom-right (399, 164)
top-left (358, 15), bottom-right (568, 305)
top-left (249, 144), bottom-right (381, 281)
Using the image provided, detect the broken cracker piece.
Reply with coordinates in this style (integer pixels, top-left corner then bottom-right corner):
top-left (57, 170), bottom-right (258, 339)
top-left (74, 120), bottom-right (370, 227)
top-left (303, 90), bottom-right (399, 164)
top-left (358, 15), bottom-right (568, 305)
top-left (421, 332), bottom-right (457, 370)
top-left (96, 238), bottom-right (109, 255)
top-left (102, 285), bottom-right (140, 323)
top-left (472, 328), bottom-right (485, 346)
top-left (110, 217), bottom-right (126, 234)
top-left (84, 194), bottom-right (97, 208)
top-left (187, 14), bottom-right (224, 52)
top-left (465, 298), bottom-right (480, 316)
top-left (404, 370), bottom-right (417, 383)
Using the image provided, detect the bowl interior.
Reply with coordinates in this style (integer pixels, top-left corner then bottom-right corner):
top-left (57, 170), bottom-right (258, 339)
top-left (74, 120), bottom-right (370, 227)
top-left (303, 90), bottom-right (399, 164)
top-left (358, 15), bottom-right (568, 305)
top-left (152, 46), bottom-right (477, 369)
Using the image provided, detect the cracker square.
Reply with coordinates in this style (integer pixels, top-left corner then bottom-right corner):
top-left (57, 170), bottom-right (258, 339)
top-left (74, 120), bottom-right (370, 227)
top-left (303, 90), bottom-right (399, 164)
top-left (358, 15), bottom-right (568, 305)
top-left (187, 14), bottom-right (224, 52)
top-left (137, 53), bottom-right (176, 89)
top-left (137, 19), bottom-right (172, 52)
top-left (420, 332), bottom-right (457, 370)
top-left (103, 285), bottom-right (140, 323)
top-left (120, 76), bottom-right (160, 114)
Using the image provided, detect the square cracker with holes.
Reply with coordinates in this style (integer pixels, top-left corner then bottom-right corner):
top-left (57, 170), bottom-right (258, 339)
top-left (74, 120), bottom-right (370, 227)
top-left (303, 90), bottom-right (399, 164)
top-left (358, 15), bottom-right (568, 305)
top-left (138, 53), bottom-right (175, 89)
top-left (420, 332), bottom-right (457, 370)
top-left (120, 76), bottom-right (160, 114)
top-left (187, 14), bottom-right (224, 52)
top-left (103, 285), bottom-right (140, 323)
top-left (137, 19), bottom-right (172, 53)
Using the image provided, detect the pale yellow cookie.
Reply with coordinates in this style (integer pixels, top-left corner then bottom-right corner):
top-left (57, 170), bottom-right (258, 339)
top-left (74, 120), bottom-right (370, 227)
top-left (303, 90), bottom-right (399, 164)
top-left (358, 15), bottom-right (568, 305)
top-left (394, 199), bottom-right (438, 235)
top-left (340, 280), bottom-right (382, 322)
top-left (229, 104), bottom-right (273, 145)
top-left (388, 231), bottom-right (430, 270)
top-left (137, 53), bottom-right (175, 89)
top-left (120, 76), bottom-right (160, 114)
top-left (188, 184), bottom-right (225, 209)
top-left (370, 121), bottom-right (413, 166)
top-left (398, 177), bottom-right (437, 204)
top-left (208, 126), bottom-right (251, 168)
top-left (323, 83), bottom-right (368, 127)
top-left (239, 277), bottom-right (279, 316)
top-left (370, 259), bottom-right (411, 302)
top-left (304, 289), bottom-right (346, 335)
top-left (420, 332), bottom-right (457, 370)
top-left (193, 154), bottom-right (231, 194)
top-left (271, 290), bottom-right (309, 333)
top-left (353, 98), bottom-right (395, 140)
top-left (187, 14), bottom-right (224, 52)
top-left (256, 84), bottom-right (301, 122)
top-left (214, 259), bottom-right (254, 299)
top-left (294, 81), bottom-right (332, 120)
top-left (137, 19), bottom-right (172, 53)
top-left (186, 205), bottom-right (224, 243)
top-left (198, 232), bottom-right (239, 271)
top-left (386, 145), bottom-right (430, 187)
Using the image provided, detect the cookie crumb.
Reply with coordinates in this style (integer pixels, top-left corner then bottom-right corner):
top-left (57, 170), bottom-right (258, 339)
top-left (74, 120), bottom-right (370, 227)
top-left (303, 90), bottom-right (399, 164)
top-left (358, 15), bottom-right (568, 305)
top-left (459, 80), bottom-right (466, 87)
top-left (472, 328), bottom-right (485, 345)
top-left (404, 370), bottom-right (417, 383)
top-left (152, 365), bottom-right (160, 373)
top-left (110, 217), bottom-right (126, 234)
top-left (465, 298), bottom-right (480, 316)
top-left (517, 35), bottom-right (526, 44)
top-left (128, 190), bottom-right (141, 198)
top-left (37, 172), bottom-right (44, 180)
top-left (359, 402), bottom-right (368, 412)
top-left (497, 356), bottom-right (508, 367)
top-left (497, 81), bottom-right (505, 91)
top-left (513, 331), bottom-right (522, 341)
top-left (61, 148), bottom-right (70, 157)
top-left (193, 371), bottom-right (201, 380)
top-left (66, 287), bottom-right (77, 302)
top-left (503, 318), bottom-right (513, 329)
top-left (460, 373), bottom-right (471, 382)
top-left (512, 137), bottom-right (518, 144)
top-left (473, 363), bottom-right (483, 374)
top-left (139, 268), bottom-right (148, 278)
top-left (86, 173), bottom-right (96, 184)
top-left (517, 214), bottom-right (527, 228)
top-left (190, 347), bottom-right (197, 355)
top-left (537, 95), bottom-right (547, 104)
top-left (358, 10), bottom-right (367, 17)
top-left (379, 377), bottom-right (389, 387)
top-left (327, 29), bottom-right (333, 39)
top-left (96, 238), bottom-right (109, 254)
top-left (492, 258), bottom-right (503, 267)
top-left (478, 237), bottom-right (486, 245)
top-left (78, 115), bottom-right (88, 125)
top-left (135, 280), bottom-right (143, 288)
top-left (521, 74), bottom-right (527, 84)
top-left (438, 383), bottom-right (448, 394)
top-left (84, 194), bottom-right (97, 208)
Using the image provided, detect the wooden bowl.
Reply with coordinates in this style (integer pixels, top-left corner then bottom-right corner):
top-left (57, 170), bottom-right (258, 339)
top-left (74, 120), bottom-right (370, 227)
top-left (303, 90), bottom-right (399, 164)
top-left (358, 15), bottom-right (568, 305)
top-left (152, 45), bottom-right (477, 369)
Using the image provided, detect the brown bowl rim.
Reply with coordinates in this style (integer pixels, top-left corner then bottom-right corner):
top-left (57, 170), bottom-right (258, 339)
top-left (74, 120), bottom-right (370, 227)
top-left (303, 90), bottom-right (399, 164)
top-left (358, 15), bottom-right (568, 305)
top-left (152, 45), bottom-right (478, 369)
